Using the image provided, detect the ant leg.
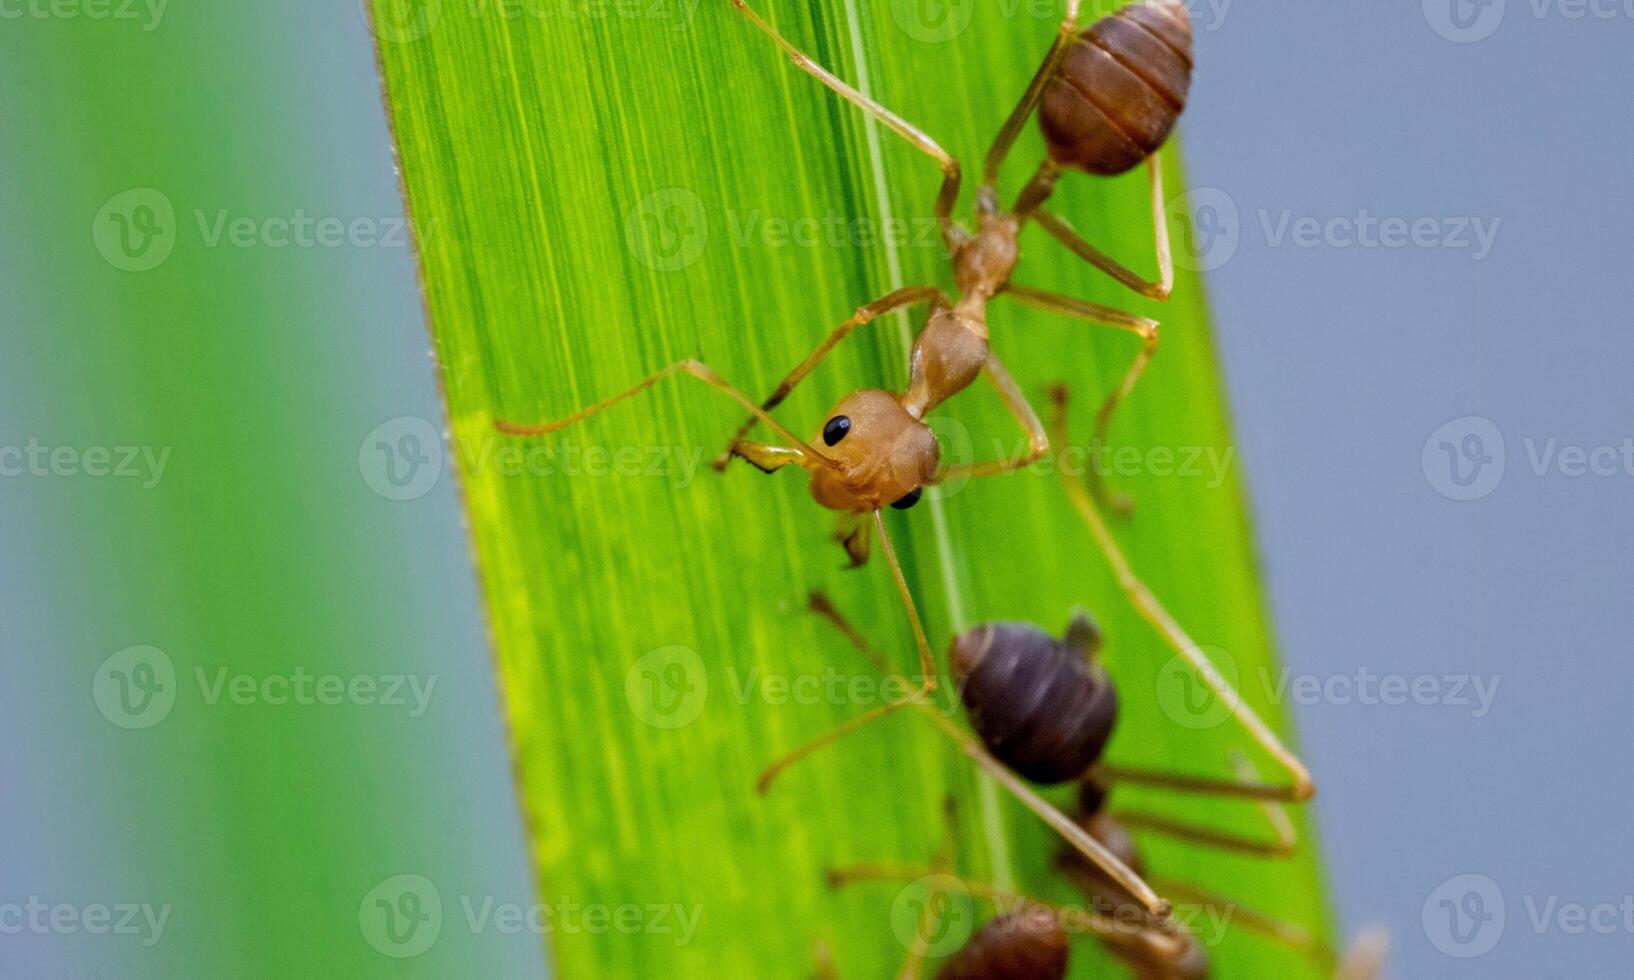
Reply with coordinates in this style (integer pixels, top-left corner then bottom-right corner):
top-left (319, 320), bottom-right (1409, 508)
top-left (1005, 284), bottom-right (1159, 513)
top-left (896, 884), bottom-right (944, 980)
top-left (1048, 387), bottom-right (1316, 802)
top-left (917, 709), bottom-right (1171, 919)
top-left (755, 693), bottom-right (929, 795)
top-left (726, 0), bottom-right (963, 242)
top-left (731, 441), bottom-right (810, 474)
top-left (812, 940), bottom-right (839, 980)
top-left (982, 0), bottom-right (1085, 193)
top-left (1029, 152), bottom-right (1175, 301)
top-left (834, 512), bottom-right (872, 567)
top-left (1147, 875), bottom-right (1331, 963)
top-left (756, 516), bottom-right (942, 794)
top-left (872, 510), bottom-right (939, 696)
top-left (496, 359), bottom-right (831, 466)
top-left (829, 864), bottom-right (1172, 958)
top-left (1098, 758), bottom-right (1300, 858)
top-left (712, 286), bottom-right (945, 471)
top-left (1109, 809), bottom-right (1296, 860)
top-left (809, 589), bottom-right (891, 673)
top-left (931, 351), bottom-right (1049, 483)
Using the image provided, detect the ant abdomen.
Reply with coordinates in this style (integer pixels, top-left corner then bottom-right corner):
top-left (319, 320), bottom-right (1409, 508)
top-left (951, 618), bottom-right (1118, 785)
top-left (937, 908), bottom-right (1069, 980)
top-left (1039, 0), bottom-right (1194, 176)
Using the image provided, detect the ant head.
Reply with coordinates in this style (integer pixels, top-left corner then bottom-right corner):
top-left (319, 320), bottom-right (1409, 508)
top-left (806, 389), bottom-right (938, 513)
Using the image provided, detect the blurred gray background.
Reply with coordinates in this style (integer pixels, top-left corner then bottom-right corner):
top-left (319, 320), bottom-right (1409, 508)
top-left (1182, 2), bottom-right (1634, 975)
top-left (6, 0), bottom-right (1629, 976)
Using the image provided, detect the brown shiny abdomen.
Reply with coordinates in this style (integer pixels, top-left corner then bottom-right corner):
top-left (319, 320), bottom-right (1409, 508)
top-left (1038, 0), bottom-right (1194, 176)
top-left (937, 910), bottom-right (1070, 980)
top-left (951, 623), bottom-right (1119, 785)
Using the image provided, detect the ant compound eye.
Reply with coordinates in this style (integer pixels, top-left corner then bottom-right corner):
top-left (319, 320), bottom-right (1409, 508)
top-left (822, 416), bottom-right (852, 446)
top-left (891, 487), bottom-right (923, 510)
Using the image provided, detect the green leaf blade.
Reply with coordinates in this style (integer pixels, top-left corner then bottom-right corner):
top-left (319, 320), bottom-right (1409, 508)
top-left (372, 0), bottom-right (1333, 975)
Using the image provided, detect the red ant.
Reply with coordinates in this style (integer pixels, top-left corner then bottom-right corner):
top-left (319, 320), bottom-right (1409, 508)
top-left (494, 0), bottom-right (1196, 708)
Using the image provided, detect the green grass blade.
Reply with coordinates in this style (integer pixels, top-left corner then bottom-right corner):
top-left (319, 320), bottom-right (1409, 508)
top-left (370, 0), bottom-right (1332, 975)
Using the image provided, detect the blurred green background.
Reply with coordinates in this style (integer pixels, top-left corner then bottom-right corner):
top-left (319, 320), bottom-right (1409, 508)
top-left (0, 3), bottom-right (542, 976)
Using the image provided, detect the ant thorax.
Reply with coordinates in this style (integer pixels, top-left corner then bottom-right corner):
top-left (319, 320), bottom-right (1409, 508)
top-left (953, 211), bottom-right (1021, 299)
top-left (902, 308), bottom-right (989, 418)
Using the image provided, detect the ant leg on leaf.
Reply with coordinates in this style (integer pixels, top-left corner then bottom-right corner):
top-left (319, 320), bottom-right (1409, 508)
top-left (1021, 152), bottom-right (1176, 301)
top-left (982, 0), bottom-right (1086, 195)
top-left (726, 0), bottom-right (962, 242)
top-left (811, 940), bottom-right (838, 980)
top-left (1047, 385), bottom-right (1316, 802)
top-left (932, 351), bottom-right (1051, 483)
top-left (495, 359), bottom-right (829, 467)
top-left (1005, 285), bottom-right (1159, 513)
top-left (753, 512), bottom-right (940, 794)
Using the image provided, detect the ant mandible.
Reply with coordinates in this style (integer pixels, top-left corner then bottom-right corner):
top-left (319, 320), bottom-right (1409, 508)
top-left (494, 0), bottom-right (1194, 711)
